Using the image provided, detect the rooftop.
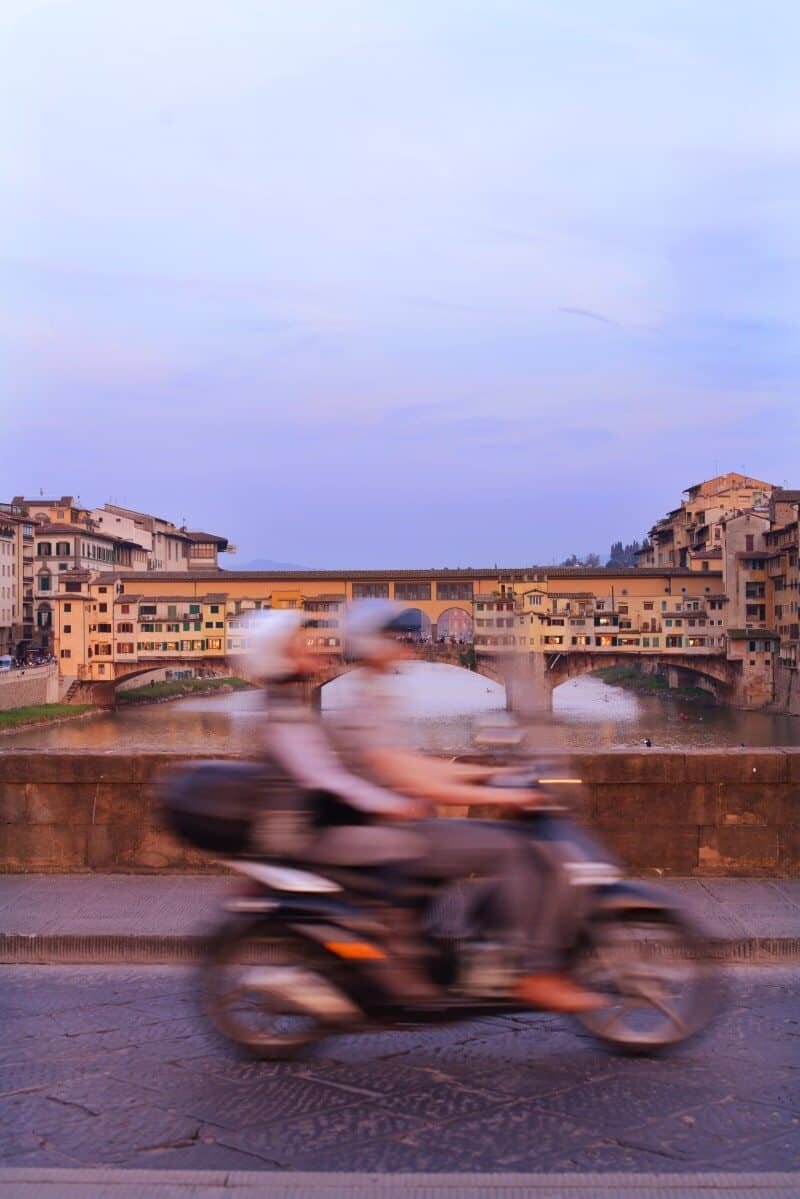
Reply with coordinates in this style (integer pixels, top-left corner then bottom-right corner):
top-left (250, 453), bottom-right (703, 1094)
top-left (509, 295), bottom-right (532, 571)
top-left (185, 531), bottom-right (229, 548)
top-left (109, 565), bottom-right (721, 585)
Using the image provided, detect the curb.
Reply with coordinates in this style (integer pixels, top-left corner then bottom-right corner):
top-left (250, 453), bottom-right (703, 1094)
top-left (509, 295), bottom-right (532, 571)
top-left (1, 932), bottom-right (800, 965)
top-left (0, 1169), bottom-right (798, 1196)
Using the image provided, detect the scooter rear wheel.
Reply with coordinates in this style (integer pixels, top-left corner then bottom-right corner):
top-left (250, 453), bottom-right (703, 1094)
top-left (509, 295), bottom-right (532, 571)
top-left (203, 918), bottom-right (327, 1059)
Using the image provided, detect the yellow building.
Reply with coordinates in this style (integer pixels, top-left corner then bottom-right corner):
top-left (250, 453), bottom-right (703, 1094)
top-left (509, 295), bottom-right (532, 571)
top-left (0, 513), bottom-right (25, 658)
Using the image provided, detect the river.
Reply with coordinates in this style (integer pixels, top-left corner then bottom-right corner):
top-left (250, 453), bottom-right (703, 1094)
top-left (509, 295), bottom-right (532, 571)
top-left (3, 665), bottom-right (799, 753)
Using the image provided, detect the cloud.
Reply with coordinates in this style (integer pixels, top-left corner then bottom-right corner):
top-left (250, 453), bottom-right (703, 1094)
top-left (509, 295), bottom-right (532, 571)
top-left (557, 306), bottom-right (618, 326)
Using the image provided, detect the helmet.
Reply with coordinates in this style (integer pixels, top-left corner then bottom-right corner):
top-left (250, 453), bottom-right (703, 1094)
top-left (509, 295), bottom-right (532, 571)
top-left (345, 599), bottom-right (420, 661)
top-left (238, 609), bottom-right (306, 681)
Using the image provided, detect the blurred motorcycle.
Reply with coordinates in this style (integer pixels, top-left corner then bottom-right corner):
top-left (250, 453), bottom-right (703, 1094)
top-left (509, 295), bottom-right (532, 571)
top-left (159, 758), bottom-right (723, 1059)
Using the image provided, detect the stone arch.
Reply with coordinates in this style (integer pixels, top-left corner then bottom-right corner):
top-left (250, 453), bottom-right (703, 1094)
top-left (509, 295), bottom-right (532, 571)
top-left (436, 606), bottom-right (473, 644)
top-left (396, 607), bottom-right (433, 643)
top-left (546, 651), bottom-right (735, 700)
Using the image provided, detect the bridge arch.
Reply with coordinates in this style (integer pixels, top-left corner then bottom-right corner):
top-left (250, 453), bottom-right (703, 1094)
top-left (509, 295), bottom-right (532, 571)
top-left (318, 657), bottom-right (506, 715)
top-left (545, 652), bottom-right (737, 700)
top-left (435, 606), bottom-right (473, 644)
top-left (396, 607), bottom-right (433, 643)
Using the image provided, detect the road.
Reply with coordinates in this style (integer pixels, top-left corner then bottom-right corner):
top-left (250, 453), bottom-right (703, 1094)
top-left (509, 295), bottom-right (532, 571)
top-left (1, 966), bottom-right (798, 1173)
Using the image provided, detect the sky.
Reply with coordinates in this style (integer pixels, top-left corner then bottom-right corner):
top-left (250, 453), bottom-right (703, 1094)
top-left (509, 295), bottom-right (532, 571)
top-left (2, 0), bottom-right (799, 568)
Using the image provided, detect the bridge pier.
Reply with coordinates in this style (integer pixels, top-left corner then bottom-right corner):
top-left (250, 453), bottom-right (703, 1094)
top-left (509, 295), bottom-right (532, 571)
top-left (500, 653), bottom-right (554, 714)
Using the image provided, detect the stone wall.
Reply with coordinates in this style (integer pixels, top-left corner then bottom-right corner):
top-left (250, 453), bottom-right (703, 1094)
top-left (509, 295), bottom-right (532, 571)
top-left (0, 665), bottom-right (62, 712)
top-left (773, 664), bottom-right (800, 717)
top-left (0, 749), bottom-right (798, 875)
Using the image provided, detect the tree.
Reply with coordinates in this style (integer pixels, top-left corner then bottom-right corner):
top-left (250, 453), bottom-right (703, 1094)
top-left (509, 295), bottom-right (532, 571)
top-left (606, 539), bottom-right (643, 568)
top-left (560, 552), bottom-right (602, 567)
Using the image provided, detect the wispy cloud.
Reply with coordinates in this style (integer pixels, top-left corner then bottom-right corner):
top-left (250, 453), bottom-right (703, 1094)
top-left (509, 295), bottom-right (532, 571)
top-left (558, 307), bottom-right (618, 327)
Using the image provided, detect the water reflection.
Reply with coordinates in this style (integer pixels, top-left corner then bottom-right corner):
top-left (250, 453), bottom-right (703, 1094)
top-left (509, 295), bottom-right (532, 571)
top-left (1, 664), bottom-right (798, 753)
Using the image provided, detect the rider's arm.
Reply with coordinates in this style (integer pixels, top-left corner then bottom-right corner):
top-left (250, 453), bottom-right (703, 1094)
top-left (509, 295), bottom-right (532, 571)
top-left (360, 745), bottom-right (539, 808)
top-left (265, 718), bottom-right (416, 819)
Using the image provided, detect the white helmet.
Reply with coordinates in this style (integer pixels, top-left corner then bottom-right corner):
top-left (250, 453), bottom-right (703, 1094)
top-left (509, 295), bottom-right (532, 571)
top-left (345, 599), bottom-right (420, 661)
top-left (238, 609), bottom-right (306, 681)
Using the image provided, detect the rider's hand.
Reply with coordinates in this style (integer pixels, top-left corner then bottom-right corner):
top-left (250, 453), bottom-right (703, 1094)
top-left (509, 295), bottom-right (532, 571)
top-left (496, 788), bottom-right (546, 809)
top-left (384, 797), bottom-right (434, 820)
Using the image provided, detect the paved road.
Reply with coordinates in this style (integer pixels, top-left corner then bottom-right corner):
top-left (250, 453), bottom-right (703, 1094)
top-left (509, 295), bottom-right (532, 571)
top-left (1, 966), bottom-right (798, 1173)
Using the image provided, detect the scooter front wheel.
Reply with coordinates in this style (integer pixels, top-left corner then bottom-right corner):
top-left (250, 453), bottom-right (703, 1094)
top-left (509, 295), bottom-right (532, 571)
top-left (571, 907), bottom-right (722, 1054)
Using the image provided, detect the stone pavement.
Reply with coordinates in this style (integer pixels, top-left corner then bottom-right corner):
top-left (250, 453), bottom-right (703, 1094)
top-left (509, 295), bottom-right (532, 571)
top-left (1, 1168), bottom-right (799, 1196)
top-left (0, 966), bottom-right (798, 1177)
top-left (0, 875), bottom-right (799, 962)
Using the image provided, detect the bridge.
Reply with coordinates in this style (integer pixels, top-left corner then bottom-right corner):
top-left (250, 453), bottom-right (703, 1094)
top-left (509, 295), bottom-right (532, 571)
top-left (69, 642), bottom-right (744, 711)
top-left (56, 562), bottom-right (778, 710)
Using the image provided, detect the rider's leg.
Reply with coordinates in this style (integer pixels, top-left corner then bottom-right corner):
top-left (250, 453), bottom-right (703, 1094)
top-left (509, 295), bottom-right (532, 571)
top-left (411, 819), bottom-right (604, 1012)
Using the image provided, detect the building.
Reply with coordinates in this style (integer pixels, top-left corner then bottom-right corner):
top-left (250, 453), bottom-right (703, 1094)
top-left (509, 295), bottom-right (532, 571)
top-left (0, 513), bottom-right (25, 657)
top-left (637, 473), bottom-right (774, 569)
top-left (4, 496), bottom-right (228, 652)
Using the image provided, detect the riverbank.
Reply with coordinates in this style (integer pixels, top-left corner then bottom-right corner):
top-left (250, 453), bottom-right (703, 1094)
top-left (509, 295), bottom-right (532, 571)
top-left (116, 676), bottom-right (254, 705)
top-left (0, 704), bottom-right (95, 734)
top-left (592, 664), bottom-right (717, 706)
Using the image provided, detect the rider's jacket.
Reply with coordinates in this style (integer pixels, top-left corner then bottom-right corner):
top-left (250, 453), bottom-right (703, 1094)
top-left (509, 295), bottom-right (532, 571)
top-left (255, 679), bottom-right (422, 866)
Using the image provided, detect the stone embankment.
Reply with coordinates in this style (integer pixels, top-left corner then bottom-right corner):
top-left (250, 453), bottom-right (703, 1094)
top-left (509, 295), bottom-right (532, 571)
top-left (0, 749), bottom-right (798, 875)
top-left (0, 664), bottom-right (64, 711)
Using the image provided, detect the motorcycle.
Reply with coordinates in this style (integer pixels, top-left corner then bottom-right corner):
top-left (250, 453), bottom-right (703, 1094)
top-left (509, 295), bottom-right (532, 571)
top-left (160, 758), bottom-right (723, 1060)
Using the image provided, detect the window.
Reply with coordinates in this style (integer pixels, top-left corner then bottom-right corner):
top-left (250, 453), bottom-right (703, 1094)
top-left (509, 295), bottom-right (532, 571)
top-left (745, 535), bottom-right (754, 552)
top-left (189, 604), bottom-right (200, 614)
top-left (63, 624), bottom-right (72, 634)
top-left (120, 604), bottom-right (130, 614)
top-left (210, 605), bottom-right (220, 614)
top-left (97, 623), bottom-right (112, 633)
top-left (394, 583), bottom-right (432, 601)
top-left (436, 582), bottom-right (472, 601)
top-left (38, 542), bottom-right (52, 556)
top-left (140, 605), bottom-right (157, 615)
top-left (644, 601), bottom-right (653, 611)
top-left (39, 575), bottom-right (51, 591)
top-left (117, 622), bottom-right (134, 633)
top-left (60, 649), bottom-right (71, 659)
top-left (99, 586), bottom-right (108, 594)
top-left (64, 603), bottom-right (72, 613)
top-left (98, 602), bottom-right (107, 612)
top-left (65, 581), bottom-right (81, 593)
top-left (116, 643), bottom-right (135, 655)
top-left (352, 583), bottom-right (390, 599)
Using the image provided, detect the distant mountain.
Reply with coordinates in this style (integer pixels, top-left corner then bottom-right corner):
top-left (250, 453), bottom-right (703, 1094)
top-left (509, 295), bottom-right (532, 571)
top-left (233, 558), bottom-right (309, 572)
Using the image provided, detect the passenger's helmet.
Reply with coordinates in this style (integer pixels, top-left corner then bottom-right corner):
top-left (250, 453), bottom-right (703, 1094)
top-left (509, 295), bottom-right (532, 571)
top-left (238, 609), bottom-right (306, 681)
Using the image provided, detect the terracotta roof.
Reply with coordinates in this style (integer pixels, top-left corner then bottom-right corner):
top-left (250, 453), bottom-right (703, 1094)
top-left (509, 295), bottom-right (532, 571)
top-left (772, 489), bottom-right (800, 504)
top-left (35, 523), bottom-right (121, 541)
top-left (106, 565), bottom-right (717, 584)
top-left (185, 531), bottom-right (228, 547)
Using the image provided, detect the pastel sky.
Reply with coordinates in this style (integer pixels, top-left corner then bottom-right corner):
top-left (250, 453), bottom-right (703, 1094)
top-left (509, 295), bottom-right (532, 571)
top-left (2, 1), bottom-right (798, 567)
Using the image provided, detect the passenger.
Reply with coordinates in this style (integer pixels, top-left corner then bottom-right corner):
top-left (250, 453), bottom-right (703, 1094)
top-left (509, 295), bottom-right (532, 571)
top-left (245, 610), bottom-right (442, 1001)
top-left (333, 601), bottom-right (603, 1013)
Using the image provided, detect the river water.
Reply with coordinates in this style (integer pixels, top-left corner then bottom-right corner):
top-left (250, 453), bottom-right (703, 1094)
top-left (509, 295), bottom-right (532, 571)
top-left (3, 665), bottom-right (799, 753)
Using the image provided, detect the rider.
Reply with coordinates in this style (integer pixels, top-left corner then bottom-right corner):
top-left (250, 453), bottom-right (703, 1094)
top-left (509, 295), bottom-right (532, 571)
top-left (333, 600), bottom-right (603, 1013)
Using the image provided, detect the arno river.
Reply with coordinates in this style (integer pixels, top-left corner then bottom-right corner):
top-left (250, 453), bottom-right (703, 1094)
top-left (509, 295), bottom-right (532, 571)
top-left (4, 664), bottom-right (800, 753)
